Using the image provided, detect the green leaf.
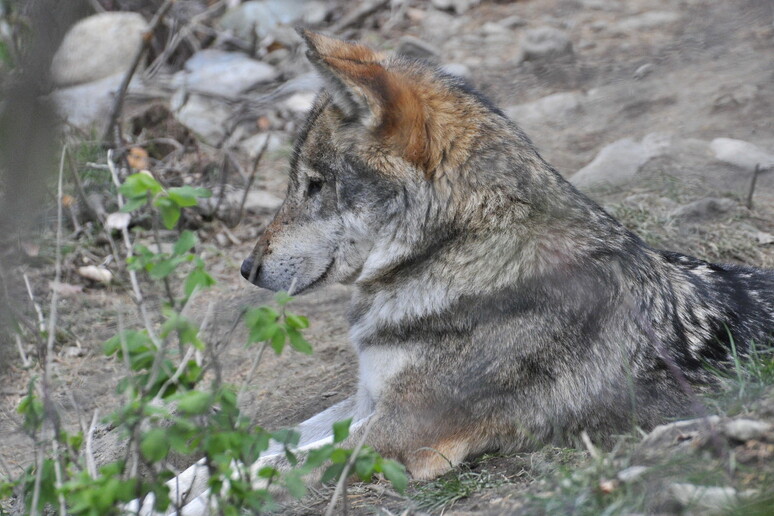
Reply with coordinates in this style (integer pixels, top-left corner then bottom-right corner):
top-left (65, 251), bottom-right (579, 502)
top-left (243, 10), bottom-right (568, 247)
top-left (330, 448), bottom-right (350, 464)
top-left (120, 172), bottom-right (162, 198)
top-left (283, 471), bottom-right (306, 499)
top-left (155, 197), bottom-right (180, 229)
top-left (176, 390), bottom-right (211, 415)
top-left (168, 186), bottom-right (212, 207)
top-left (304, 444), bottom-right (334, 469)
top-left (321, 462), bottom-right (345, 484)
top-left (379, 459), bottom-right (408, 493)
top-left (285, 314), bottom-right (309, 329)
top-left (140, 429), bottom-right (169, 462)
top-left (270, 328), bottom-right (286, 354)
top-left (120, 196), bottom-right (147, 213)
top-left (287, 327), bottom-right (312, 355)
top-left (185, 267), bottom-right (215, 298)
top-left (355, 452), bottom-right (376, 481)
top-left (332, 418), bottom-right (352, 444)
top-left (173, 230), bottom-right (197, 255)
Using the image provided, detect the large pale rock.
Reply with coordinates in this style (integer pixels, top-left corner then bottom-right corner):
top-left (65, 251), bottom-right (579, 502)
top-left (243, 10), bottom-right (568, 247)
top-left (48, 74), bottom-right (130, 131)
top-left (174, 94), bottom-right (232, 145)
top-left (177, 50), bottom-right (278, 97)
top-left (505, 91), bottom-right (584, 126)
top-left (571, 133), bottom-right (671, 188)
top-left (710, 138), bottom-right (774, 172)
top-left (51, 12), bottom-right (148, 87)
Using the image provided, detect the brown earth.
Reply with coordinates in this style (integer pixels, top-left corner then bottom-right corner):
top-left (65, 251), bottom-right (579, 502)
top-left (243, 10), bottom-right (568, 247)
top-left (2, 0), bottom-right (774, 514)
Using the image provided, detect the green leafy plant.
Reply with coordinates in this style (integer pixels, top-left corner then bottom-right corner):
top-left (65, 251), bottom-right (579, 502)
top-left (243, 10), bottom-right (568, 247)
top-left (1, 164), bottom-right (407, 515)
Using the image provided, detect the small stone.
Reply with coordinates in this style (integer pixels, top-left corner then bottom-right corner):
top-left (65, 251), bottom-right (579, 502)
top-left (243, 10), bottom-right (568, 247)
top-left (499, 15), bottom-right (527, 29)
top-left (440, 63), bottom-right (472, 80)
top-left (105, 212), bottom-right (131, 231)
top-left (179, 50), bottom-right (278, 97)
top-left (723, 419), bottom-right (773, 442)
top-left (302, 1), bottom-right (329, 25)
top-left (756, 232), bottom-right (774, 245)
top-left (521, 27), bottom-right (573, 61)
top-left (669, 198), bottom-right (737, 222)
top-left (396, 35), bottom-right (440, 61)
top-left (481, 22), bottom-right (509, 36)
top-left (710, 138), bottom-right (774, 173)
top-left (579, 0), bottom-right (620, 10)
top-left (616, 465), bottom-right (648, 483)
top-left (238, 132), bottom-right (285, 159)
top-left (431, 0), bottom-right (480, 15)
top-left (62, 346), bottom-right (85, 358)
top-left (633, 63), bottom-right (654, 79)
top-left (77, 265), bottom-right (113, 285)
top-left (284, 92), bottom-right (317, 114)
top-left (615, 11), bottom-right (680, 32)
top-left (51, 12), bottom-right (149, 87)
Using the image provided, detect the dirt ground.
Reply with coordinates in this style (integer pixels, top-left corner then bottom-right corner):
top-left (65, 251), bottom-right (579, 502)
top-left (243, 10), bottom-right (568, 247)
top-left (2, 0), bottom-right (774, 514)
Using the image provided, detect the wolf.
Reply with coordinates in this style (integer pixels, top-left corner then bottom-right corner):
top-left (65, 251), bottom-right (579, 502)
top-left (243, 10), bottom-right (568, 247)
top-left (236, 30), bottom-right (774, 484)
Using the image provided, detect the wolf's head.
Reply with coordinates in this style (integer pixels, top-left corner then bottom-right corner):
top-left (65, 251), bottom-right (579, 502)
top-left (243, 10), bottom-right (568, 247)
top-left (241, 30), bottom-right (549, 293)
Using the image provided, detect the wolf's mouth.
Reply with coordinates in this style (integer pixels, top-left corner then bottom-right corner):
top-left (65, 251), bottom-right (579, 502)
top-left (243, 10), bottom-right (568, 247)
top-left (296, 257), bottom-right (335, 294)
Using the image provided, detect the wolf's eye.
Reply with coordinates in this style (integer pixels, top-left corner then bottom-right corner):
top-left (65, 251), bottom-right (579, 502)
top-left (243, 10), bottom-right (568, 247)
top-left (307, 178), bottom-right (323, 197)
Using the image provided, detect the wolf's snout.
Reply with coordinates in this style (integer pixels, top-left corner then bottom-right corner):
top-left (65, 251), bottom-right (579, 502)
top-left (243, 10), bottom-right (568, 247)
top-left (241, 256), bottom-right (259, 284)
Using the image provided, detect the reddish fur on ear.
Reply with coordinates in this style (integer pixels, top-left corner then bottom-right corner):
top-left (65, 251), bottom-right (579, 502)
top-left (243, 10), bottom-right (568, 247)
top-left (301, 30), bottom-right (438, 177)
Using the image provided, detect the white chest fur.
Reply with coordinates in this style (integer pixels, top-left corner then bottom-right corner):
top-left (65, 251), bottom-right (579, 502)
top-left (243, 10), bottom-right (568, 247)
top-left (357, 346), bottom-right (412, 402)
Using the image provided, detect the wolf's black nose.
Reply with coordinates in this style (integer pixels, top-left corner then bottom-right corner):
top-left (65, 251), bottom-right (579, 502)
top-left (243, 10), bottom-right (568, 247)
top-left (241, 257), bottom-right (257, 282)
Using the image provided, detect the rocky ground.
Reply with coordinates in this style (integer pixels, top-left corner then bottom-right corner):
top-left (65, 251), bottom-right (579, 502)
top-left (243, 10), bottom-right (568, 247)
top-left (1, 0), bottom-right (774, 514)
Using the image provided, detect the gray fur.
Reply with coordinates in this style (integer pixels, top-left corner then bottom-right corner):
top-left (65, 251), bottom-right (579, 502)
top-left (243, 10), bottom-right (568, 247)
top-left (241, 33), bottom-right (774, 479)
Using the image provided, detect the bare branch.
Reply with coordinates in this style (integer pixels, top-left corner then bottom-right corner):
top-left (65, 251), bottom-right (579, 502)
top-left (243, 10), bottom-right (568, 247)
top-left (102, 0), bottom-right (177, 145)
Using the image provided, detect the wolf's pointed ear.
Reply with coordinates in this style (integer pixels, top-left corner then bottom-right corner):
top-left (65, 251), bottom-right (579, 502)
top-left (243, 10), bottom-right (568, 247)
top-left (298, 29), bottom-right (435, 174)
top-left (298, 28), bottom-right (389, 120)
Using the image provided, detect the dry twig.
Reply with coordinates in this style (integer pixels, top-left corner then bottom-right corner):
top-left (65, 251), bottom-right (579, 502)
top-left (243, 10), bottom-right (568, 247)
top-left (102, 0), bottom-right (177, 145)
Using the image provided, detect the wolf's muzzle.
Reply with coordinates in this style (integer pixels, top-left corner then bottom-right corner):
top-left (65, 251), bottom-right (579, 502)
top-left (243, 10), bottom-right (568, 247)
top-left (241, 256), bottom-right (259, 285)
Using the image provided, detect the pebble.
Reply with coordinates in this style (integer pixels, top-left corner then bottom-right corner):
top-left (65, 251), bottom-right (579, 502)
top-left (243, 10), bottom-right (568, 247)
top-left (633, 63), bottom-right (654, 79)
top-left (431, 0), bottom-right (480, 15)
top-left (499, 15), bottom-right (527, 29)
top-left (521, 27), bottom-right (573, 61)
top-left (615, 11), bottom-right (680, 32)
